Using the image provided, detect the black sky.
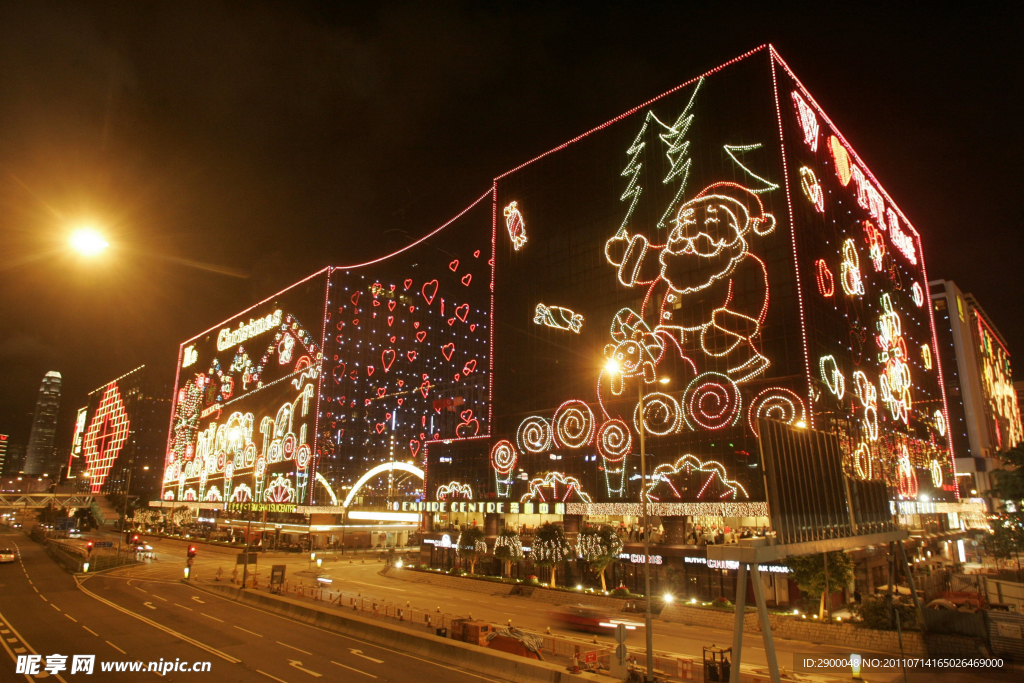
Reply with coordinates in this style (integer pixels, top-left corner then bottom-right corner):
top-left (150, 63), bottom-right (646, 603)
top-left (1, 2), bottom-right (1021, 448)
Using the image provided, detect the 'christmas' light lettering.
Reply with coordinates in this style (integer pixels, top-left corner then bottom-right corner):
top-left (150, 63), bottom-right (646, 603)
top-left (217, 310), bottom-right (283, 351)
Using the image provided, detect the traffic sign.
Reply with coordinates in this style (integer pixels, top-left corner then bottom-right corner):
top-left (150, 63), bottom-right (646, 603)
top-left (584, 650), bottom-right (597, 664)
top-left (236, 553), bottom-right (258, 565)
top-left (615, 623), bottom-right (627, 643)
top-left (93, 541), bottom-right (113, 548)
top-left (615, 643), bottom-right (628, 664)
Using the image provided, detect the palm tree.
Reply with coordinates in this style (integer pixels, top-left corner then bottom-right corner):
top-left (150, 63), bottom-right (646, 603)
top-left (494, 529), bottom-right (524, 577)
top-left (533, 523), bottom-right (572, 588)
top-left (577, 525), bottom-right (623, 591)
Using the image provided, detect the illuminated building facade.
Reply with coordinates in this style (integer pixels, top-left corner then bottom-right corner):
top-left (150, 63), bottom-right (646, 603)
top-left (930, 279), bottom-right (1022, 501)
top-left (0, 435), bottom-right (7, 476)
top-left (72, 366), bottom-right (170, 499)
top-left (24, 371), bottom-right (62, 475)
top-left (161, 47), bottom-right (972, 573)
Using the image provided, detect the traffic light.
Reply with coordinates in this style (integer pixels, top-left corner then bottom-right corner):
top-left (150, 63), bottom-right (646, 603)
top-left (131, 534), bottom-right (139, 544)
top-left (187, 546), bottom-right (197, 559)
top-left (86, 541), bottom-right (94, 555)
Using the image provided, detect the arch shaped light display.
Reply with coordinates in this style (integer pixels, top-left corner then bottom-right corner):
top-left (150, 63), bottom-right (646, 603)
top-left (342, 462), bottom-right (424, 508)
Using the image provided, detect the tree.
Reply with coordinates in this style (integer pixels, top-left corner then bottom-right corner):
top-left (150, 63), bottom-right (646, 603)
top-left (987, 444), bottom-right (1024, 569)
top-left (493, 529), bottom-right (524, 577)
top-left (532, 522), bottom-right (572, 588)
top-left (577, 525), bottom-right (623, 591)
top-left (785, 551), bottom-right (854, 619)
top-left (456, 526), bottom-right (487, 575)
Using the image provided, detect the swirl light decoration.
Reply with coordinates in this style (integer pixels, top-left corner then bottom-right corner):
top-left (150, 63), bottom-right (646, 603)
top-left (747, 387), bottom-right (806, 437)
top-left (633, 392), bottom-right (682, 436)
top-left (933, 410), bottom-right (947, 437)
top-left (840, 239), bottom-right (865, 296)
top-left (683, 372), bottom-right (741, 431)
top-left (553, 400), bottom-right (595, 449)
top-left (863, 220), bottom-right (886, 272)
top-left (596, 419), bottom-right (632, 462)
top-left (819, 355), bottom-right (845, 399)
top-left (842, 441), bottom-right (873, 481)
top-left (490, 440), bottom-right (518, 498)
top-left (799, 166), bottom-right (824, 212)
top-left (929, 459), bottom-right (944, 488)
top-left (897, 453), bottom-right (919, 499)
top-left (815, 259), bottom-right (835, 297)
top-left (517, 416), bottom-right (553, 454)
top-left (911, 281), bottom-right (925, 307)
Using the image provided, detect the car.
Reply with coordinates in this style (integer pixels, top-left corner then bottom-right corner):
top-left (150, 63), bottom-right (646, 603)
top-left (549, 604), bottom-right (643, 634)
top-left (0, 548), bottom-right (17, 563)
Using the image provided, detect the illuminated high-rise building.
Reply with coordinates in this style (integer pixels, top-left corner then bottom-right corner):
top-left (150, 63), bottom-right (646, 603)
top-left (24, 371), bottom-right (62, 475)
top-left (930, 280), bottom-right (1022, 499)
top-left (0, 435), bottom-right (8, 476)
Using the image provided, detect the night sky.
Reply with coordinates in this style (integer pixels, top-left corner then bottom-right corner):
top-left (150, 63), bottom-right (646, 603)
top-left (1, 3), bottom-right (1021, 450)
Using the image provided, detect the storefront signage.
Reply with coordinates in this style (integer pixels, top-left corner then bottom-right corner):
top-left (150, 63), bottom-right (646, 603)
top-left (393, 501), bottom-right (566, 515)
top-left (618, 553), bottom-right (663, 565)
top-left (688, 556), bottom-right (790, 573)
top-left (227, 502), bottom-right (297, 514)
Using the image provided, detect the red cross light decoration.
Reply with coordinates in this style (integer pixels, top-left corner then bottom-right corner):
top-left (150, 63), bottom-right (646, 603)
top-left (83, 383), bottom-right (131, 493)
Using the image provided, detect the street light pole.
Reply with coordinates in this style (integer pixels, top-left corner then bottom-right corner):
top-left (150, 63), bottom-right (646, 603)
top-left (638, 380), bottom-right (654, 682)
top-left (116, 458), bottom-right (135, 557)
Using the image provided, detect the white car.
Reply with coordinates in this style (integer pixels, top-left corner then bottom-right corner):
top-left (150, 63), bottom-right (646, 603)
top-left (0, 548), bottom-right (16, 563)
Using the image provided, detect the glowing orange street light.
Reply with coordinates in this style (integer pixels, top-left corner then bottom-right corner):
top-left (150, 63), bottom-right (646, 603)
top-left (69, 227), bottom-right (109, 256)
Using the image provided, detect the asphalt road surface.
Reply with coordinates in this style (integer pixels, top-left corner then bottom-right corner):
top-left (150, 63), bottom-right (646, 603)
top-left (0, 528), bottom-right (506, 683)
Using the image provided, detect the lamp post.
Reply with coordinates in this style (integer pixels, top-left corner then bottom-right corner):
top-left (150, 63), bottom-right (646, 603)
top-left (606, 360), bottom-right (666, 683)
top-left (115, 456), bottom-right (136, 558)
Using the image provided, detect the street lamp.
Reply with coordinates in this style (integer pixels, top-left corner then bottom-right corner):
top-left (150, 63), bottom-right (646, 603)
top-left (604, 359), bottom-right (658, 682)
top-left (69, 227), bottom-right (109, 256)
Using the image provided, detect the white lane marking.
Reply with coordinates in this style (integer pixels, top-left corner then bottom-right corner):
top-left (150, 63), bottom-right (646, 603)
top-left (76, 579), bottom-right (240, 664)
top-left (39, 595), bottom-right (46, 601)
top-left (234, 625), bottom-right (264, 637)
top-left (201, 613), bottom-right (224, 623)
top-left (331, 661), bottom-right (377, 678)
top-left (348, 649), bottom-right (384, 664)
top-left (187, 582), bottom-right (501, 682)
top-left (31, 587), bottom-right (38, 593)
top-left (191, 596), bottom-right (206, 603)
top-left (143, 602), bottom-right (156, 610)
top-left (278, 641), bottom-right (311, 655)
top-left (257, 670), bottom-right (290, 683)
top-left (175, 604), bottom-right (193, 611)
top-left (348, 580), bottom-right (406, 592)
top-left (50, 604), bottom-right (60, 611)
top-left (106, 640), bottom-right (127, 655)
top-left (64, 614), bottom-right (78, 623)
top-left (134, 586), bottom-right (148, 593)
top-left (152, 594), bottom-right (168, 601)
top-left (288, 660), bottom-right (322, 677)
top-left (83, 626), bottom-right (99, 636)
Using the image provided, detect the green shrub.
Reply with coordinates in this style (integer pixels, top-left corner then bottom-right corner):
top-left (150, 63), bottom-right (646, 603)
top-left (611, 587), bottom-right (630, 598)
top-left (852, 596), bottom-right (918, 631)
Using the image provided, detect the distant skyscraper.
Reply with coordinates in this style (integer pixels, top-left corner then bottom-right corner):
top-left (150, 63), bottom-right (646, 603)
top-left (0, 435), bottom-right (8, 475)
top-left (24, 371), bottom-right (62, 475)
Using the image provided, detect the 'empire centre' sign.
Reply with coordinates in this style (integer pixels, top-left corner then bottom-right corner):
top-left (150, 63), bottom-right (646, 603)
top-left (393, 501), bottom-right (566, 515)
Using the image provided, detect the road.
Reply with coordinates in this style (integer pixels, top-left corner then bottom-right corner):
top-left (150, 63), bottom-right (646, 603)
top-left (0, 528), bottom-right (507, 682)
top-left (117, 544), bottom-right (1020, 683)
